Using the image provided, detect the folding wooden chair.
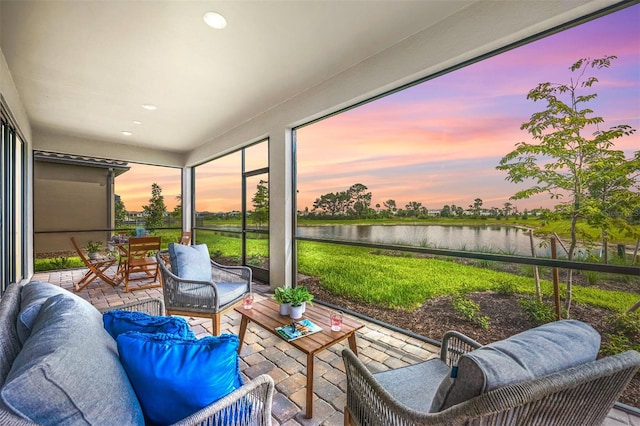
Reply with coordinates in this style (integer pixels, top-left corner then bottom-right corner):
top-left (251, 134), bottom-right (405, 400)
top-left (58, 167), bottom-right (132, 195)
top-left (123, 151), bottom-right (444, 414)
top-left (70, 237), bottom-right (119, 292)
top-left (124, 236), bottom-right (162, 292)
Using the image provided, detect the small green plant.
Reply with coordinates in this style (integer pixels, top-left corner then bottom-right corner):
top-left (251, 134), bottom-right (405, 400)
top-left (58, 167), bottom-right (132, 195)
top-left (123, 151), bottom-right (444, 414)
top-left (600, 332), bottom-right (640, 357)
top-left (494, 279), bottom-right (517, 295)
top-left (582, 270), bottom-right (601, 286)
top-left (606, 311), bottom-right (640, 340)
top-left (247, 255), bottom-right (262, 266)
top-left (51, 257), bottom-right (71, 269)
top-left (451, 295), bottom-right (490, 330)
top-left (519, 297), bottom-right (556, 326)
top-left (85, 240), bottom-right (102, 253)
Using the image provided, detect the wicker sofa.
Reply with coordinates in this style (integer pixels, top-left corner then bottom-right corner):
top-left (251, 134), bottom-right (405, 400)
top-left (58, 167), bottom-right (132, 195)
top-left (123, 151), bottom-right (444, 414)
top-left (0, 280), bottom-right (274, 425)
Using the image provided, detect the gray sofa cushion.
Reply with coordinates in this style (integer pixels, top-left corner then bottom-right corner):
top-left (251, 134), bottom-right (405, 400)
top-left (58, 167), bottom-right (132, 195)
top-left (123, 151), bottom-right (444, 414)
top-left (374, 358), bottom-right (450, 413)
top-left (16, 281), bottom-right (73, 344)
top-left (0, 283), bottom-right (24, 384)
top-left (431, 319), bottom-right (601, 412)
top-left (1, 293), bottom-right (144, 425)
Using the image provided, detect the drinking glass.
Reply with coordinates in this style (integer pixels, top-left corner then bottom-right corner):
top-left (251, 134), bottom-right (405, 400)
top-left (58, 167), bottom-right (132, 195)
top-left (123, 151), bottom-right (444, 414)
top-left (330, 311), bottom-right (343, 331)
top-left (243, 292), bottom-right (254, 309)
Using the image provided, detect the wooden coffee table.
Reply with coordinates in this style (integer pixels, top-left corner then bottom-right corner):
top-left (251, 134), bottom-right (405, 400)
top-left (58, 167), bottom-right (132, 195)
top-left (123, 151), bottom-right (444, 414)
top-left (235, 299), bottom-right (363, 418)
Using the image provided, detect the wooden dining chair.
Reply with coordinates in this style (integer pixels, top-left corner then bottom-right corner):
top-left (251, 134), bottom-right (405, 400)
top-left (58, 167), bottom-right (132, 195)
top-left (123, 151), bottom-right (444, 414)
top-left (124, 236), bottom-right (162, 292)
top-left (70, 237), bottom-right (119, 292)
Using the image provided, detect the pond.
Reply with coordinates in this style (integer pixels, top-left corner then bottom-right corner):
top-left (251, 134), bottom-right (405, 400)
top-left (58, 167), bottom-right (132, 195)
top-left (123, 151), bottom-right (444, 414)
top-left (297, 224), bottom-right (552, 257)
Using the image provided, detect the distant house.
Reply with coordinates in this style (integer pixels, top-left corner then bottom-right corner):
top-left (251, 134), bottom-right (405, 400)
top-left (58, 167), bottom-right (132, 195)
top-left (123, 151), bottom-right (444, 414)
top-left (33, 151), bottom-right (130, 256)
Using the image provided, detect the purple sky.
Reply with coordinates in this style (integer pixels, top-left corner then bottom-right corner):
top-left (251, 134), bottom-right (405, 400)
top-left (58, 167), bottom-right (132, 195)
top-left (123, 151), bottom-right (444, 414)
top-left (296, 4), bottom-right (639, 213)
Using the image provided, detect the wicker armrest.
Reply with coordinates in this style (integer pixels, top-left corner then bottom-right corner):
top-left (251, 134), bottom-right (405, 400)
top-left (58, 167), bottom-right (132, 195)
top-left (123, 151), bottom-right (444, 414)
top-left (171, 374), bottom-right (275, 426)
top-left (440, 331), bottom-right (482, 367)
top-left (99, 298), bottom-right (165, 316)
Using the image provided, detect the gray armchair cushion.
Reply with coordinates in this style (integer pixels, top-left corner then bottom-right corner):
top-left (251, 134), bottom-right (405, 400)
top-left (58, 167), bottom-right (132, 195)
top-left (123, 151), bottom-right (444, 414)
top-left (374, 358), bottom-right (450, 413)
top-left (174, 282), bottom-right (248, 309)
top-left (431, 319), bottom-right (601, 412)
top-left (168, 243), bottom-right (212, 281)
top-left (1, 293), bottom-right (144, 425)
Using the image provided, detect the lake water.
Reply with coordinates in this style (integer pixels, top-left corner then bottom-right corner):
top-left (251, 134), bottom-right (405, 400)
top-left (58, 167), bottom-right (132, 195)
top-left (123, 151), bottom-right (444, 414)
top-left (297, 224), bottom-right (551, 256)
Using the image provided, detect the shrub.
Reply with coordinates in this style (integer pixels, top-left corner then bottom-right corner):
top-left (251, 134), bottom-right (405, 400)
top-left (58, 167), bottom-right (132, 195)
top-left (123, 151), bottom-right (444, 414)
top-left (606, 311), bottom-right (640, 340)
top-left (582, 270), bottom-right (601, 286)
top-left (494, 279), bottom-right (517, 295)
top-left (600, 332), bottom-right (640, 357)
top-left (519, 297), bottom-right (556, 326)
top-left (451, 295), bottom-right (490, 330)
top-left (51, 257), bottom-right (72, 269)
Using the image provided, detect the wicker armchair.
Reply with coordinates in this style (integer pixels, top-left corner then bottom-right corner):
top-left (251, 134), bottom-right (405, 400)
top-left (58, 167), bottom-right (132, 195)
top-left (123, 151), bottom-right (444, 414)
top-left (342, 326), bottom-right (640, 426)
top-left (156, 250), bottom-right (252, 335)
top-left (105, 298), bottom-right (274, 426)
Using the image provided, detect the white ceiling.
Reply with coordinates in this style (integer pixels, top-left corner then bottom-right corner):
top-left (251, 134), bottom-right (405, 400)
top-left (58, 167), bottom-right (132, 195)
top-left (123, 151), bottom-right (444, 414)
top-left (1, 0), bottom-right (477, 153)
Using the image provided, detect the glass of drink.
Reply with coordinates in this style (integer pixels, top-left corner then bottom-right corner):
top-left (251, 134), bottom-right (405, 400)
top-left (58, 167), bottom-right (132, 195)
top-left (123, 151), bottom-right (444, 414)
top-left (243, 292), bottom-right (254, 310)
top-left (330, 311), bottom-right (343, 331)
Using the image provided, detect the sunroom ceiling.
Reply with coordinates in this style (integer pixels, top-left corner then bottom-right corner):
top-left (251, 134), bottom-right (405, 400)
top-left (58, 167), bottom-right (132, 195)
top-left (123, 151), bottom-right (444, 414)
top-left (0, 0), bottom-right (477, 153)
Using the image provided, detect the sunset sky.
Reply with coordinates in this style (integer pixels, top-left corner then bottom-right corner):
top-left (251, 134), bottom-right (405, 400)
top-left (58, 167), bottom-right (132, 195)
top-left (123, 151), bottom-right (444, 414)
top-left (116, 4), bottom-right (639, 213)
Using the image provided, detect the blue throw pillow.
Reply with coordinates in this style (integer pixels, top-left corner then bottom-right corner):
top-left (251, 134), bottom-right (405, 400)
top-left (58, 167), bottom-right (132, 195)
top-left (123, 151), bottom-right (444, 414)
top-left (117, 332), bottom-right (244, 425)
top-left (103, 310), bottom-right (196, 340)
top-left (168, 242), bottom-right (212, 282)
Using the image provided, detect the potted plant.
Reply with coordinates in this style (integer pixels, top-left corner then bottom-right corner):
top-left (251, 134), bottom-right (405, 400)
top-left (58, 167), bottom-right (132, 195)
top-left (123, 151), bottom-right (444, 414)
top-left (85, 240), bottom-right (102, 260)
top-left (273, 286), bottom-right (293, 316)
top-left (289, 286), bottom-right (314, 319)
top-left (293, 285), bottom-right (314, 313)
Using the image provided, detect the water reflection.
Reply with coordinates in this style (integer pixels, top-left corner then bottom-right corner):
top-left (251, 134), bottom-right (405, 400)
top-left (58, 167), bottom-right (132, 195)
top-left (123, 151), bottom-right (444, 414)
top-left (297, 224), bottom-right (550, 256)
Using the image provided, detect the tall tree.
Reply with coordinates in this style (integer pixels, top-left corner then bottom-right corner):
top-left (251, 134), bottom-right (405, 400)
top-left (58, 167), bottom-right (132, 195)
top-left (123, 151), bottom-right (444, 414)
top-left (405, 201), bottom-right (422, 217)
top-left (251, 179), bottom-right (269, 228)
top-left (313, 192), bottom-right (348, 216)
top-left (503, 202), bottom-right (513, 219)
top-left (470, 198), bottom-right (483, 216)
top-left (114, 196), bottom-right (126, 227)
top-left (348, 183), bottom-right (372, 218)
top-left (383, 199), bottom-right (397, 214)
top-left (142, 183), bottom-right (167, 230)
top-left (172, 195), bottom-right (182, 221)
top-left (497, 56), bottom-right (637, 313)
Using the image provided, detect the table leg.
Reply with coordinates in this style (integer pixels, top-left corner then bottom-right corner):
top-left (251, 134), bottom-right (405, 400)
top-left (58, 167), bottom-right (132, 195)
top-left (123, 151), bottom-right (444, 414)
top-left (305, 352), bottom-right (315, 419)
top-left (348, 333), bottom-right (358, 356)
top-left (237, 316), bottom-right (249, 354)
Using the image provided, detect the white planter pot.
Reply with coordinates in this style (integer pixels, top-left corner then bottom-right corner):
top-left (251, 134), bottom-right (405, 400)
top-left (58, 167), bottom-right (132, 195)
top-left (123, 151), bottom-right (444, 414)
top-left (279, 302), bottom-right (291, 316)
top-left (290, 305), bottom-right (303, 320)
top-left (88, 252), bottom-right (100, 260)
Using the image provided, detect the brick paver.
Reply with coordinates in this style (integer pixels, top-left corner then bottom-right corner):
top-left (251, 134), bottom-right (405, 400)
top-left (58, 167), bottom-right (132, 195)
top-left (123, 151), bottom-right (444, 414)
top-left (31, 268), bottom-right (638, 425)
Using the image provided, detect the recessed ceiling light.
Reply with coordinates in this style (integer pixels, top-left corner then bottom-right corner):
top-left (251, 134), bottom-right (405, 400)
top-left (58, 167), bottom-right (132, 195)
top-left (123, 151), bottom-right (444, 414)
top-left (122, 131), bottom-right (133, 136)
top-left (203, 12), bottom-right (227, 29)
top-left (142, 104), bottom-right (157, 111)
top-left (133, 121), bottom-right (142, 125)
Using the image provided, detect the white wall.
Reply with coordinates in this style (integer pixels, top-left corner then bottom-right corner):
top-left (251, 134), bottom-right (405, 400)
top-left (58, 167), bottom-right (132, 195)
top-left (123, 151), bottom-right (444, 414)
top-left (184, 0), bottom-right (619, 289)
